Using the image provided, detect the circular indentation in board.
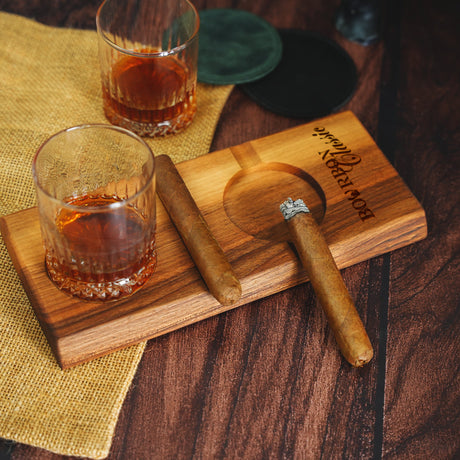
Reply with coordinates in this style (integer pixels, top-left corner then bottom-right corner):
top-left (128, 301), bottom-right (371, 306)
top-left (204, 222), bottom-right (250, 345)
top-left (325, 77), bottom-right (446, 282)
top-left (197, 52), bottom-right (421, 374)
top-left (240, 29), bottom-right (357, 118)
top-left (223, 162), bottom-right (326, 242)
top-left (198, 9), bottom-right (283, 85)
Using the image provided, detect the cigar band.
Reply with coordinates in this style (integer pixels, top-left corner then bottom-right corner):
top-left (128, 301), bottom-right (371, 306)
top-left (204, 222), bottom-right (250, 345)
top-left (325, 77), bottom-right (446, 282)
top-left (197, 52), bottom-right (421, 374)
top-left (280, 197), bottom-right (310, 220)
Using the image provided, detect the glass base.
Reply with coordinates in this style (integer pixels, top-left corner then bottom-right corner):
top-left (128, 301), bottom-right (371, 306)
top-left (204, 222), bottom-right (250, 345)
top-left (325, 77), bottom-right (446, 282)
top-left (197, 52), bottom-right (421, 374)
top-left (103, 104), bottom-right (196, 137)
top-left (45, 251), bottom-right (157, 302)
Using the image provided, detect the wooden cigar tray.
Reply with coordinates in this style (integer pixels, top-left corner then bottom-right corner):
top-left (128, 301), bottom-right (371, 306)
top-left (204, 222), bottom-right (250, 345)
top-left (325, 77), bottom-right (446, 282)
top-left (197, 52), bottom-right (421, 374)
top-left (0, 111), bottom-right (427, 368)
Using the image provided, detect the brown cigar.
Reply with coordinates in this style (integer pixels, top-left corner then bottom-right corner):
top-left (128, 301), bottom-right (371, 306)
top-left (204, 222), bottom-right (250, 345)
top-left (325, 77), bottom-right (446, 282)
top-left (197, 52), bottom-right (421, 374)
top-left (280, 198), bottom-right (373, 367)
top-left (156, 154), bottom-right (241, 306)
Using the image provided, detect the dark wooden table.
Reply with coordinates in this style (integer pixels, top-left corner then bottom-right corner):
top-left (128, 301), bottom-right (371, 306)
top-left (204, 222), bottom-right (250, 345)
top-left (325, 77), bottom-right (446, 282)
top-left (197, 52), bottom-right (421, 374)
top-left (1, 0), bottom-right (458, 458)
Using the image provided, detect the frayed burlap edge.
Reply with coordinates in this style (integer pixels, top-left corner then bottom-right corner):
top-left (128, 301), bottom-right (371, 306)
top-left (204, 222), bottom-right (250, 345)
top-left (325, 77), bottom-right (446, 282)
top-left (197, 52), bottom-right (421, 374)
top-left (0, 11), bottom-right (233, 459)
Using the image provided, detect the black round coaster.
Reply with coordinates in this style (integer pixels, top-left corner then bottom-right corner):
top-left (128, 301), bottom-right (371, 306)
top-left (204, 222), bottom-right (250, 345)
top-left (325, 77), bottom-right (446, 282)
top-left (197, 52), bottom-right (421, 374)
top-left (240, 29), bottom-right (357, 118)
top-left (198, 9), bottom-right (283, 85)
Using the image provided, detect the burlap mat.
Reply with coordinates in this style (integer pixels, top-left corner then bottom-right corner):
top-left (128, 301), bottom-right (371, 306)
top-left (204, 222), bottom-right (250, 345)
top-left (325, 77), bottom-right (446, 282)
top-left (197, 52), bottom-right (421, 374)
top-left (0, 12), bottom-right (233, 459)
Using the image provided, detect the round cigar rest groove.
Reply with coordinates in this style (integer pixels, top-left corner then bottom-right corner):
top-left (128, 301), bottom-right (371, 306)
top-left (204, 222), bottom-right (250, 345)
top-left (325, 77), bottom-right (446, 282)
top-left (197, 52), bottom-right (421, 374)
top-left (223, 162), bottom-right (326, 242)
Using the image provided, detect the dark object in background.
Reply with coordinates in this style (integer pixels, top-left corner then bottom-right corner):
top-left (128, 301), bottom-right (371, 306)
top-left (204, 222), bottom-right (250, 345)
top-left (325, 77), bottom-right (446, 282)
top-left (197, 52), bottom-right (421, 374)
top-left (335, 0), bottom-right (381, 45)
top-left (240, 29), bottom-right (357, 119)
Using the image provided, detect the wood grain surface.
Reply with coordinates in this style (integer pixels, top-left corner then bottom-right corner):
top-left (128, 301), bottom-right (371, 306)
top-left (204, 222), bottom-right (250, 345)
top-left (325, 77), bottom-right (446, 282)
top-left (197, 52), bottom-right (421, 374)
top-left (0, 112), bottom-right (427, 368)
top-left (0, 0), bottom-right (458, 458)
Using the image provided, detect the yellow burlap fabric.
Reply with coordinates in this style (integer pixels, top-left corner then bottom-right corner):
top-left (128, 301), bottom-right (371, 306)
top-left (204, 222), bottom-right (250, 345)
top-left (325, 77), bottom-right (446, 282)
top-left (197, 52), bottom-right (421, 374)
top-left (0, 12), bottom-right (233, 459)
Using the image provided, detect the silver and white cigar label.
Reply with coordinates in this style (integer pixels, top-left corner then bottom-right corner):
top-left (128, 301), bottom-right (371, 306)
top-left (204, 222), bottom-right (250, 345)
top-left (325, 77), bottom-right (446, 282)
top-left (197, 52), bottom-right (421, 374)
top-left (280, 197), bottom-right (310, 220)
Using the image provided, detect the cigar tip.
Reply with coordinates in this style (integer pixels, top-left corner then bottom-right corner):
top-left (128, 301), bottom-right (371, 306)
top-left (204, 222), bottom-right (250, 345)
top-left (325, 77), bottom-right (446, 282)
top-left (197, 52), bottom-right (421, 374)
top-left (350, 348), bottom-right (374, 367)
top-left (213, 274), bottom-right (242, 306)
top-left (220, 282), bottom-right (242, 306)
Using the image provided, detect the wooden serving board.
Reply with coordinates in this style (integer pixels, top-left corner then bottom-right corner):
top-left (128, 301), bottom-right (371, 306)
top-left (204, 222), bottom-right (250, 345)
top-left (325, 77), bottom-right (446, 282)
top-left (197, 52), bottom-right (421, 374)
top-left (0, 111), bottom-right (427, 368)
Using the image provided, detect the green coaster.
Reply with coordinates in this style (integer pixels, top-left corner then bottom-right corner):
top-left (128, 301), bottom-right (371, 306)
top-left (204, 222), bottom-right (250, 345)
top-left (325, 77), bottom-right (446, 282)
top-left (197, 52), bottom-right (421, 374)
top-left (198, 9), bottom-right (282, 85)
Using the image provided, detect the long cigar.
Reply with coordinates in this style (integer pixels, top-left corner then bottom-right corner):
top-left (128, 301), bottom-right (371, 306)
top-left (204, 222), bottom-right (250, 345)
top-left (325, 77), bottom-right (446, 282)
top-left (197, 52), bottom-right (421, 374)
top-left (156, 154), bottom-right (241, 306)
top-left (280, 198), bottom-right (373, 367)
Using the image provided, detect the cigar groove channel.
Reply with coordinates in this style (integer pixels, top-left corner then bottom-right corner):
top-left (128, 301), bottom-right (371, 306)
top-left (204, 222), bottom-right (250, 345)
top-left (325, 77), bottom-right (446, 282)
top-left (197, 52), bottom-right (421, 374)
top-left (280, 197), bottom-right (373, 367)
top-left (156, 154), bottom-right (242, 306)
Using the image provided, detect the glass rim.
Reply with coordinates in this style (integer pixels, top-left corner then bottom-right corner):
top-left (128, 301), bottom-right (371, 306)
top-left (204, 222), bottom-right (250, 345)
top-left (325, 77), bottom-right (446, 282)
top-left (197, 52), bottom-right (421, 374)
top-left (32, 123), bottom-right (155, 213)
top-left (96, 0), bottom-right (200, 58)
